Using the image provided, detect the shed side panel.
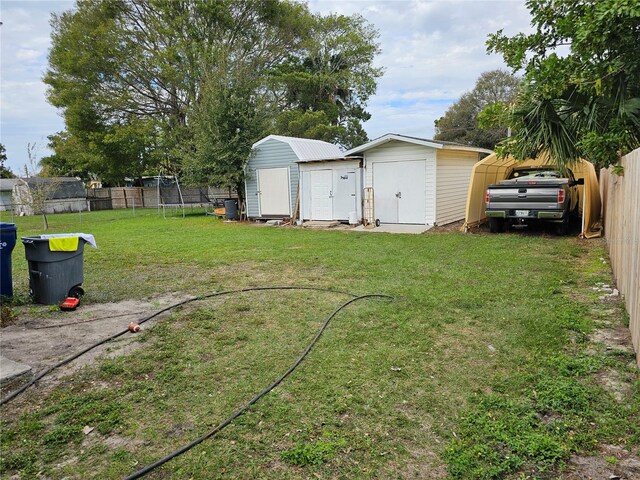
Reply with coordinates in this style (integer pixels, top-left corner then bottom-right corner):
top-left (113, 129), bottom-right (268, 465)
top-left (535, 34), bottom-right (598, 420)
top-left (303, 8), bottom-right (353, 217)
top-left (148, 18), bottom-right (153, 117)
top-left (436, 150), bottom-right (480, 225)
top-left (246, 139), bottom-right (298, 218)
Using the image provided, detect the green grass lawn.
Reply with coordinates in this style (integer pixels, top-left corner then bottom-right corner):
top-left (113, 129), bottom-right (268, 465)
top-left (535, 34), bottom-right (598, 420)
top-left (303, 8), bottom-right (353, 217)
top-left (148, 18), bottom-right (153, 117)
top-left (1, 209), bottom-right (638, 479)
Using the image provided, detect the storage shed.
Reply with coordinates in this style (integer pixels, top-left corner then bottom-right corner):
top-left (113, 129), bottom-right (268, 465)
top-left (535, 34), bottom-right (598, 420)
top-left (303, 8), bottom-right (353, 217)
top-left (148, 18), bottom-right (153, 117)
top-left (245, 135), bottom-right (341, 219)
top-left (297, 157), bottom-right (363, 222)
top-left (344, 134), bottom-right (492, 226)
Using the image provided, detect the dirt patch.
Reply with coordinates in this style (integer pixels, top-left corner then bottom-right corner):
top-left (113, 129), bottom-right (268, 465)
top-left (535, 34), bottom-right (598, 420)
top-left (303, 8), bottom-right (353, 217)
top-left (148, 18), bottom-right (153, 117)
top-left (536, 411), bottom-right (562, 425)
top-left (80, 431), bottom-right (146, 453)
top-left (566, 445), bottom-right (640, 480)
top-left (571, 254), bottom-right (640, 479)
top-left (1, 292), bottom-right (193, 388)
top-left (596, 368), bottom-right (633, 402)
top-left (429, 220), bottom-right (465, 234)
top-left (166, 421), bottom-right (195, 438)
top-left (390, 446), bottom-right (448, 479)
top-left (590, 325), bottom-right (635, 355)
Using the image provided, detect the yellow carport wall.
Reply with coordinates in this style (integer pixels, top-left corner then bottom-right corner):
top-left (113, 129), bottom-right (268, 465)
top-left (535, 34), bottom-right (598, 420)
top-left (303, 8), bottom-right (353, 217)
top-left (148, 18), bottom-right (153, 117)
top-left (463, 152), bottom-right (602, 238)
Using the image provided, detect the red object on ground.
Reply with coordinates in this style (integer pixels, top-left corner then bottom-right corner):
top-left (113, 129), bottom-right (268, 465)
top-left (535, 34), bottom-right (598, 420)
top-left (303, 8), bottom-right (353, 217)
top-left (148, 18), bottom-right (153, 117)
top-left (128, 322), bottom-right (141, 333)
top-left (60, 297), bottom-right (80, 311)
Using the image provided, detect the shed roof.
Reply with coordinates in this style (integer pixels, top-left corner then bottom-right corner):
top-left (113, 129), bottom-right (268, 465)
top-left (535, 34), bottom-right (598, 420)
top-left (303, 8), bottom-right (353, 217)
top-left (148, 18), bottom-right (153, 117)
top-left (252, 135), bottom-right (342, 161)
top-left (22, 177), bottom-right (86, 199)
top-left (344, 133), bottom-right (493, 156)
top-left (0, 178), bottom-right (21, 191)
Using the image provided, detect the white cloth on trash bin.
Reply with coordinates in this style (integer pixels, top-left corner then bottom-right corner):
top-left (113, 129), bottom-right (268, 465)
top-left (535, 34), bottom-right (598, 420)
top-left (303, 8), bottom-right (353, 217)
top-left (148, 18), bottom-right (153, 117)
top-left (38, 233), bottom-right (97, 248)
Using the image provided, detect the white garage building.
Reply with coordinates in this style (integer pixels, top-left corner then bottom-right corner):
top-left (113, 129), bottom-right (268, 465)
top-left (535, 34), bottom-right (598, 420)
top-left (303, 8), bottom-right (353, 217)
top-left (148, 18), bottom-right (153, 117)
top-left (345, 134), bottom-right (492, 226)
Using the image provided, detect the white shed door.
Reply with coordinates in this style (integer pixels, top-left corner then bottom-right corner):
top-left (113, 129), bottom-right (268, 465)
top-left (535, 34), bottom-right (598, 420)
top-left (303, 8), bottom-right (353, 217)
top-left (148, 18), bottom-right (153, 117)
top-left (257, 167), bottom-right (290, 216)
top-left (333, 171), bottom-right (357, 220)
top-left (309, 169), bottom-right (333, 220)
top-left (373, 160), bottom-right (426, 224)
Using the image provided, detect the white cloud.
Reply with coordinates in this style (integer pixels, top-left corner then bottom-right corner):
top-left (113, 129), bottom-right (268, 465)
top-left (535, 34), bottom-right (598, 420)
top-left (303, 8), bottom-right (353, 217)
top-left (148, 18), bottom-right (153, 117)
top-left (15, 48), bottom-right (42, 61)
top-left (307, 0), bottom-right (532, 140)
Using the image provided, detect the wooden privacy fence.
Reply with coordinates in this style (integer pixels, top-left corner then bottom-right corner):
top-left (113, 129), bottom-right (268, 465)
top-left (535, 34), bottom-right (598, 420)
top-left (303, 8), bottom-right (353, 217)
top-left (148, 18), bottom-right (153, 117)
top-left (85, 188), bottom-right (112, 211)
top-left (86, 186), bottom-right (237, 210)
top-left (110, 187), bottom-right (152, 209)
top-left (600, 148), bottom-right (640, 367)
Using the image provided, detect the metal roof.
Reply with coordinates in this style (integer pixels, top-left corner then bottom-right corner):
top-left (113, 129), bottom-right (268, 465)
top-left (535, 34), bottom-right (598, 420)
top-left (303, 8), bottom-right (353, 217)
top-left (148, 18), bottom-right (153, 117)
top-left (22, 177), bottom-right (86, 199)
top-left (0, 178), bottom-right (21, 191)
top-left (252, 135), bottom-right (342, 161)
top-left (344, 133), bottom-right (494, 156)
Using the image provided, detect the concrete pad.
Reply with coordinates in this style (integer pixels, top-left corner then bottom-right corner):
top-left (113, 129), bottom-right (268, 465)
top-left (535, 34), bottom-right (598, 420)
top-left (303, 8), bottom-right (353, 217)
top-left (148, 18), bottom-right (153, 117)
top-left (0, 356), bottom-right (33, 386)
top-left (351, 224), bottom-right (432, 234)
top-left (302, 221), bottom-right (341, 229)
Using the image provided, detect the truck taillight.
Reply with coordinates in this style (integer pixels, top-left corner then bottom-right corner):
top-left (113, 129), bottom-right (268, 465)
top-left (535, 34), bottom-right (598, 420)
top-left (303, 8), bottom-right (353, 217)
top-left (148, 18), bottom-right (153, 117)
top-left (558, 189), bottom-right (565, 203)
top-left (485, 190), bottom-right (490, 203)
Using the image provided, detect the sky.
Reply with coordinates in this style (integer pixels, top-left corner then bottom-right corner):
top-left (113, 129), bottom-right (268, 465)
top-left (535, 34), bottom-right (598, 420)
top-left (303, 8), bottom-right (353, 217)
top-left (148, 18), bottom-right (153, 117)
top-left (0, 0), bottom-right (533, 174)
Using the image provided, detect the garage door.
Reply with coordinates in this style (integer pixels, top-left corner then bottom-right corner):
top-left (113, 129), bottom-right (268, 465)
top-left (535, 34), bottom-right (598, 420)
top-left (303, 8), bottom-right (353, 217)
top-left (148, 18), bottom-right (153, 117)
top-left (373, 160), bottom-right (426, 224)
top-left (257, 167), bottom-right (290, 216)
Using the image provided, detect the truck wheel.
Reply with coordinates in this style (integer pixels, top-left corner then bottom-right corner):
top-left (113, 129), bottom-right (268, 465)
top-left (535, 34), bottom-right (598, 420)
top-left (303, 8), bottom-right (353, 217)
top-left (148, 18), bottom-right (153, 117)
top-left (555, 219), bottom-right (569, 236)
top-left (488, 218), bottom-right (503, 233)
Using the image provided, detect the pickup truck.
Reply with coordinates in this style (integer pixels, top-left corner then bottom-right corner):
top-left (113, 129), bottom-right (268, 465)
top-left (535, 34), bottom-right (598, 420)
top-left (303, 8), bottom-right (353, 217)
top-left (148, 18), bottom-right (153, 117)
top-left (485, 167), bottom-right (584, 235)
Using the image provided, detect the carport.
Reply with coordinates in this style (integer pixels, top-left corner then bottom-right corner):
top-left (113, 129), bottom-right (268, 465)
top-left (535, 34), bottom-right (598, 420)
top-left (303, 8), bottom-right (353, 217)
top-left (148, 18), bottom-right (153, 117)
top-left (463, 152), bottom-right (602, 237)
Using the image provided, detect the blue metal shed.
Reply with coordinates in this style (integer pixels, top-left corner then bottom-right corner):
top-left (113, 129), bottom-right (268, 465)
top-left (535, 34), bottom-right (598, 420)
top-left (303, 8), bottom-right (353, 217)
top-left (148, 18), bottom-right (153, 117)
top-left (245, 135), bottom-right (341, 219)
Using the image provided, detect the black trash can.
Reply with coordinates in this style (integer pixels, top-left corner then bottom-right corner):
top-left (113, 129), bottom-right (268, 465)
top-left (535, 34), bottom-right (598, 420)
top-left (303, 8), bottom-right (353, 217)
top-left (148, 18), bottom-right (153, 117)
top-left (224, 199), bottom-right (239, 221)
top-left (0, 223), bottom-right (18, 298)
top-left (22, 236), bottom-right (87, 305)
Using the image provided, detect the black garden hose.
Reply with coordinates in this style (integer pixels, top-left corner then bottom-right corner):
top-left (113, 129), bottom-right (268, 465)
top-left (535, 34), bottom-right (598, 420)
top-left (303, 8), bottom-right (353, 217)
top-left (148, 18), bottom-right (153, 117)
top-left (0, 286), bottom-right (385, 406)
top-left (0, 286), bottom-right (391, 479)
top-left (124, 292), bottom-right (391, 479)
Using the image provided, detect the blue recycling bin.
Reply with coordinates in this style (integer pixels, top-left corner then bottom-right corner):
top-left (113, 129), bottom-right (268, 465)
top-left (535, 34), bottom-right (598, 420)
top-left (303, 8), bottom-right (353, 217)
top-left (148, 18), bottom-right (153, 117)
top-left (0, 222), bottom-right (18, 298)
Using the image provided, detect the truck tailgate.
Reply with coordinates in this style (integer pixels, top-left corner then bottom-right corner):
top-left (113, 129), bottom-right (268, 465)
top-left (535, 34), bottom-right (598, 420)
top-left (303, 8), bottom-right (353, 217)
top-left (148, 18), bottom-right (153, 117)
top-left (488, 186), bottom-right (560, 210)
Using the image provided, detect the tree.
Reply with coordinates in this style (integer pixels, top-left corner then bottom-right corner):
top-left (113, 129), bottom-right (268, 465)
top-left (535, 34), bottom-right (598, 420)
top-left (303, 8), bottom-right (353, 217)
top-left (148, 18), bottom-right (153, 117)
top-left (434, 70), bottom-right (520, 150)
top-left (40, 133), bottom-right (95, 180)
top-left (45, 1), bottom-right (309, 182)
top-left (270, 13), bottom-right (383, 148)
top-left (0, 143), bottom-right (15, 178)
top-left (487, 0), bottom-right (640, 169)
top-left (182, 70), bottom-right (271, 197)
top-left (19, 143), bottom-right (61, 230)
top-left (45, 1), bottom-right (381, 190)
